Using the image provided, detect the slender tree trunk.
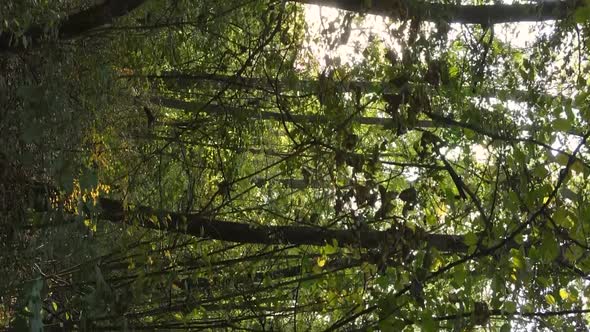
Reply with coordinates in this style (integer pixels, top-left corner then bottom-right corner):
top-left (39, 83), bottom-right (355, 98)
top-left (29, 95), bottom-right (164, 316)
top-left (141, 72), bottom-right (560, 107)
top-left (141, 72), bottom-right (390, 93)
top-left (296, 0), bottom-right (579, 24)
top-left (154, 96), bottom-right (435, 128)
top-left (0, 0), bottom-right (147, 52)
top-left (98, 197), bottom-right (468, 253)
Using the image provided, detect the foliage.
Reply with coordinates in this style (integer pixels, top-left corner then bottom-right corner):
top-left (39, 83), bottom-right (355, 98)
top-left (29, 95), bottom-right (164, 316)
top-left (2, 0), bottom-right (590, 330)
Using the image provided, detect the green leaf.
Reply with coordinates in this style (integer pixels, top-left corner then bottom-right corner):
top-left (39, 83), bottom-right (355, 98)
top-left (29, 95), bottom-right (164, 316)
top-left (79, 167), bottom-right (98, 191)
top-left (500, 323), bottom-right (511, 332)
top-left (571, 160), bottom-right (586, 173)
top-left (449, 65), bottom-right (460, 78)
top-left (378, 293), bottom-right (398, 311)
top-left (323, 243), bottom-right (338, 255)
top-left (503, 301), bottom-right (516, 313)
top-left (555, 152), bottom-right (569, 166)
top-left (420, 313), bottom-right (437, 332)
top-left (463, 128), bottom-right (476, 139)
top-left (552, 118), bottom-right (571, 132)
top-left (463, 232), bottom-right (478, 246)
top-left (453, 266), bottom-right (467, 285)
top-left (511, 255), bottom-right (524, 270)
top-left (532, 164), bottom-right (548, 179)
top-left (574, 6), bottom-right (590, 23)
top-left (522, 304), bottom-right (534, 314)
top-left (540, 232), bottom-right (559, 262)
top-left (379, 318), bottom-right (406, 332)
top-left (574, 92), bottom-right (588, 108)
top-left (553, 207), bottom-right (573, 228)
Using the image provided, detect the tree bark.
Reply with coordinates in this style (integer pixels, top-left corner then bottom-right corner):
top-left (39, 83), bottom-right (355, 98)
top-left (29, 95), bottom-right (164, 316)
top-left (98, 197), bottom-right (468, 253)
top-left (296, 0), bottom-right (579, 24)
top-left (0, 0), bottom-right (147, 52)
top-left (142, 71), bottom-right (390, 93)
top-left (154, 96), bottom-right (435, 128)
top-left (142, 72), bottom-right (561, 108)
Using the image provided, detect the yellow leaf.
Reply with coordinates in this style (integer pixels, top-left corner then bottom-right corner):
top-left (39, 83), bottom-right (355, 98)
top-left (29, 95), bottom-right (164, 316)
top-left (511, 256), bottom-right (524, 269)
top-left (435, 204), bottom-right (448, 218)
top-left (317, 256), bottom-right (327, 267)
top-left (432, 257), bottom-right (444, 270)
top-left (559, 288), bottom-right (569, 300)
top-left (149, 215), bottom-right (158, 225)
top-left (545, 294), bottom-right (556, 305)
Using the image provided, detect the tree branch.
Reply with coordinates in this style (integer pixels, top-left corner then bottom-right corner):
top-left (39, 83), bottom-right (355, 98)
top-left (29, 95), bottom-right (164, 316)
top-left (0, 0), bottom-right (147, 52)
top-left (97, 197), bottom-right (467, 253)
top-left (296, 0), bottom-right (579, 24)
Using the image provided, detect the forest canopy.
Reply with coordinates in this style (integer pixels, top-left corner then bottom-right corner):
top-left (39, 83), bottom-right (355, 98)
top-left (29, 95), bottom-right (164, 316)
top-left (2, 0), bottom-right (590, 330)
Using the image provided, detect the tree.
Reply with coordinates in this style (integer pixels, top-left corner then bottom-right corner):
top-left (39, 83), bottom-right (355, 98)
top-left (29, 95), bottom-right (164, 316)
top-left (2, 0), bottom-right (590, 330)
top-left (0, 0), bottom-right (147, 52)
top-left (298, 0), bottom-right (582, 24)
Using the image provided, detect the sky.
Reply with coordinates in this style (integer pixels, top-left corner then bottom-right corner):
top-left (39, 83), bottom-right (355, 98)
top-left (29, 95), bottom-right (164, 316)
top-left (302, 4), bottom-right (553, 68)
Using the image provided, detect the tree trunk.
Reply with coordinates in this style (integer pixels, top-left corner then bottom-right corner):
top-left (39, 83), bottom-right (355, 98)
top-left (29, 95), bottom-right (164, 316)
top-left (98, 197), bottom-right (468, 253)
top-left (0, 0), bottom-right (147, 52)
top-left (154, 96), bottom-right (435, 128)
top-left (297, 0), bottom-right (579, 24)
top-left (142, 72), bottom-right (561, 107)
